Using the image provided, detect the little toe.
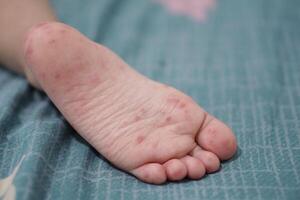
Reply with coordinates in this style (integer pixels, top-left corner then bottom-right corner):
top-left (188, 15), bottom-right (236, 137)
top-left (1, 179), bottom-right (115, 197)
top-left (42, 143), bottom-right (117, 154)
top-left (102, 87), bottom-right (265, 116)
top-left (131, 163), bottom-right (167, 184)
top-left (163, 159), bottom-right (187, 181)
top-left (190, 146), bottom-right (220, 173)
top-left (180, 155), bottom-right (206, 179)
top-left (197, 114), bottom-right (237, 160)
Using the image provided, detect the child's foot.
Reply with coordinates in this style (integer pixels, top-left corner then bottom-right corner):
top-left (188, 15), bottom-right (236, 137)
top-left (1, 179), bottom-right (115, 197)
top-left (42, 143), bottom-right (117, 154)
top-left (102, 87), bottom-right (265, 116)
top-left (23, 22), bottom-right (237, 184)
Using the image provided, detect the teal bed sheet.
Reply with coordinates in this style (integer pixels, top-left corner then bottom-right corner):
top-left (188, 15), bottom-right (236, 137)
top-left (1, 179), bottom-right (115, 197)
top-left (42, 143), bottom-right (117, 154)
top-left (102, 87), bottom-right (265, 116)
top-left (0, 0), bottom-right (300, 199)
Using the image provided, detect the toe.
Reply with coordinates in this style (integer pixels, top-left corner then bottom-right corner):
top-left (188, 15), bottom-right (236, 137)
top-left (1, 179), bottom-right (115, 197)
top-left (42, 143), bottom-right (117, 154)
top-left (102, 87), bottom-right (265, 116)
top-left (131, 163), bottom-right (167, 184)
top-left (191, 146), bottom-right (220, 173)
top-left (163, 159), bottom-right (187, 181)
top-left (197, 114), bottom-right (237, 160)
top-left (180, 155), bottom-right (206, 179)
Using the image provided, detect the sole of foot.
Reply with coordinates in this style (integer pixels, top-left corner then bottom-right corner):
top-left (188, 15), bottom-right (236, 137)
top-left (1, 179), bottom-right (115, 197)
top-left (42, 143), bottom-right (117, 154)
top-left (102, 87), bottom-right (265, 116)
top-left (23, 22), bottom-right (237, 184)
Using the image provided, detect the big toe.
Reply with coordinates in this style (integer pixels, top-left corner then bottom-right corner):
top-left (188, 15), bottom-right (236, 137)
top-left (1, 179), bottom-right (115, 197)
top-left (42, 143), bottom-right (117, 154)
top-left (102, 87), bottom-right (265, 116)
top-left (197, 114), bottom-right (237, 160)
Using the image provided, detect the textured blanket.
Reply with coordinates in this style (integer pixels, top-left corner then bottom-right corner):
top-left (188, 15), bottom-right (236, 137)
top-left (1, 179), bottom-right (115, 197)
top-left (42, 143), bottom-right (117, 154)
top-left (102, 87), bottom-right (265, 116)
top-left (0, 0), bottom-right (299, 199)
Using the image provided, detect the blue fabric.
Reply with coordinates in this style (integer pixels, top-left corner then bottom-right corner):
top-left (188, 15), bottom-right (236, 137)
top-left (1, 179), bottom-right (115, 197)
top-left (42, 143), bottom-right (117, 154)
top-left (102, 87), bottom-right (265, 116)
top-left (0, 0), bottom-right (299, 199)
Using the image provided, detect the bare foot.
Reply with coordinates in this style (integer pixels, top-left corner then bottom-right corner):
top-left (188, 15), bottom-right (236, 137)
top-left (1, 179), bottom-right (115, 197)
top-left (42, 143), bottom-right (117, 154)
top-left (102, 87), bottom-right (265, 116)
top-left (23, 22), bottom-right (237, 184)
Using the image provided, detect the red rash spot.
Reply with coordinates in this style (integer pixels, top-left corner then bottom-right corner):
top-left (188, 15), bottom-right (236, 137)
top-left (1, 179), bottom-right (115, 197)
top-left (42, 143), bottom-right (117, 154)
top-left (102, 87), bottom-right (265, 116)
top-left (134, 115), bottom-right (141, 121)
top-left (135, 109), bottom-right (146, 121)
top-left (24, 36), bottom-right (34, 58)
top-left (60, 29), bottom-right (67, 34)
top-left (76, 101), bottom-right (87, 110)
top-left (41, 72), bottom-right (46, 79)
top-left (54, 73), bottom-right (61, 80)
top-left (166, 116), bottom-right (172, 123)
top-left (140, 108), bottom-right (146, 114)
top-left (170, 168), bottom-right (182, 177)
top-left (136, 135), bottom-right (145, 144)
top-left (208, 127), bottom-right (217, 135)
top-left (208, 138), bottom-right (215, 146)
top-left (179, 102), bottom-right (186, 108)
top-left (89, 75), bottom-right (101, 85)
top-left (49, 39), bottom-right (56, 44)
top-left (25, 46), bottom-right (33, 57)
top-left (91, 78), bottom-right (98, 85)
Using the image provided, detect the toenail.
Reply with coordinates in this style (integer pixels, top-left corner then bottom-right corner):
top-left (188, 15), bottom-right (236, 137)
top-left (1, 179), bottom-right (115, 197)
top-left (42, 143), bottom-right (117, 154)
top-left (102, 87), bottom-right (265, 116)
top-left (206, 155), bottom-right (216, 165)
top-left (225, 138), bottom-right (237, 152)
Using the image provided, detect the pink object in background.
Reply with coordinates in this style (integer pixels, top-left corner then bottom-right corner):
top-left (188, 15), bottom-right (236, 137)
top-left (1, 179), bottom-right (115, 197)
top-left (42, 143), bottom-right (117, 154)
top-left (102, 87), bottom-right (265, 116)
top-left (155, 0), bottom-right (216, 22)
